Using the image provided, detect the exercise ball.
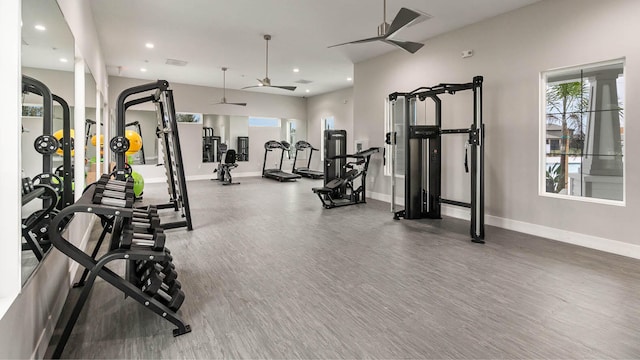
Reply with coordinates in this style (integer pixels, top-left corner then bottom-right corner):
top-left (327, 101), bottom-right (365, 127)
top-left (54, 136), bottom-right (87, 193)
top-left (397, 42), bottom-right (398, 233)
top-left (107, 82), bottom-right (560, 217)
top-left (130, 171), bottom-right (144, 198)
top-left (91, 134), bottom-right (104, 147)
top-left (125, 130), bottom-right (143, 155)
top-left (53, 129), bottom-right (75, 156)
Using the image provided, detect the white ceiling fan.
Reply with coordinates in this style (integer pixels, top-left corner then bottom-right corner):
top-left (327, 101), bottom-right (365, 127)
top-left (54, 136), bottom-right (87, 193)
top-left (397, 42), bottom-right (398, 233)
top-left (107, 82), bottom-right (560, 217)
top-left (242, 34), bottom-right (297, 91)
top-left (328, 0), bottom-right (431, 54)
top-left (211, 67), bottom-right (247, 106)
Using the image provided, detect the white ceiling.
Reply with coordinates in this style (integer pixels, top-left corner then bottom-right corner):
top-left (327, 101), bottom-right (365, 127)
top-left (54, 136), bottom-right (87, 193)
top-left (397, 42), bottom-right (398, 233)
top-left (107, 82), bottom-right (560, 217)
top-left (27, 0), bottom-right (542, 97)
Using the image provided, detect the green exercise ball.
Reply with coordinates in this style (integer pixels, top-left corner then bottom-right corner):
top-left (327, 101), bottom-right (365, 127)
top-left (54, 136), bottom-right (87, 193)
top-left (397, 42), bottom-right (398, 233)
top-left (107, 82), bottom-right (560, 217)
top-left (131, 171), bottom-right (144, 198)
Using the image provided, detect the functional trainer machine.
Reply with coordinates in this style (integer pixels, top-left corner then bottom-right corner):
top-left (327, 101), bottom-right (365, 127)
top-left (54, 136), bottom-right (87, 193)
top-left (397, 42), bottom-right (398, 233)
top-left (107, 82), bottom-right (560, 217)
top-left (292, 140), bottom-right (323, 179)
top-left (213, 143), bottom-right (239, 185)
top-left (387, 76), bottom-right (484, 243)
top-left (312, 130), bottom-right (380, 209)
top-left (262, 140), bottom-right (302, 182)
top-left (112, 80), bottom-right (193, 230)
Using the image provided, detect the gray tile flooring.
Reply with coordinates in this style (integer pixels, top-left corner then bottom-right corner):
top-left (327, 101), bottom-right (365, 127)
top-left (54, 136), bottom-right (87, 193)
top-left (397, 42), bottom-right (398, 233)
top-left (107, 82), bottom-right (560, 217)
top-left (49, 177), bottom-right (640, 359)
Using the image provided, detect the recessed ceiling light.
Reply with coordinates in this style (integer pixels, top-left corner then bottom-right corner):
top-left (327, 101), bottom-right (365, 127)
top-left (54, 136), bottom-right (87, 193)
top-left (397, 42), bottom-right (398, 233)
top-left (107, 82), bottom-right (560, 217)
top-left (145, 43), bottom-right (154, 49)
top-left (293, 68), bottom-right (300, 73)
top-left (305, 89), bottom-right (310, 93)
top-left (347, 77), bottom-right (352, 81)
top-left (140, 68), bottom-right (147, 72)
top-left (59, 58), bottom-right (68, 63)
top-left (34, 24), bottom-right (46, 31)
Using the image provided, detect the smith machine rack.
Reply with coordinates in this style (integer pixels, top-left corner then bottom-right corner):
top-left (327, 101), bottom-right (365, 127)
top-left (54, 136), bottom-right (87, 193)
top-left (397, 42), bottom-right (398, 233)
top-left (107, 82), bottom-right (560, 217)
top-left (387, 76), bottom-right (485, 243)
top-left (112, 80), bottom-right (193, 231)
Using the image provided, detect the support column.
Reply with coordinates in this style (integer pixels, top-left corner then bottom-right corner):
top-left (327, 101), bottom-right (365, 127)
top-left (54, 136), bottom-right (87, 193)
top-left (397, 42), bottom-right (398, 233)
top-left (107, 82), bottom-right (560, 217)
top-left (582, 68), bottom-right (623, 200)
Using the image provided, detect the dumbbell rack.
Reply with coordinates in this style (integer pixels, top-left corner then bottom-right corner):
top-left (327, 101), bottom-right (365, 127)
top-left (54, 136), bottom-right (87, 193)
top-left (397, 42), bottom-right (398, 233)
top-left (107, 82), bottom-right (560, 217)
top-left (48, 176), bottom-right (191, 359)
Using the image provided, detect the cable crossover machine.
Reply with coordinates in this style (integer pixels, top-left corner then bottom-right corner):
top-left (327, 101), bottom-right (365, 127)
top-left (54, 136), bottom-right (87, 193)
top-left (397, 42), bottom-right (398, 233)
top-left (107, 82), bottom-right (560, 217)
top-left (387, 76), bottom-right (485, 243)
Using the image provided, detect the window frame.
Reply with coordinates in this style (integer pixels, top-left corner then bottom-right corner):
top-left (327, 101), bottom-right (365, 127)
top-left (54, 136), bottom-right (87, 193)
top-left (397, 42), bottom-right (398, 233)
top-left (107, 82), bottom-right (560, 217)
top-left (538, 58), bottom-right (626, 206)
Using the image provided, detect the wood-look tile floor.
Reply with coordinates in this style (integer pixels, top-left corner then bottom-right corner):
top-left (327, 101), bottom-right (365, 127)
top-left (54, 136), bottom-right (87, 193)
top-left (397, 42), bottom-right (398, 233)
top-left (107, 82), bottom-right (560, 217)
top-left (49, 177), bottom-right (640, 359)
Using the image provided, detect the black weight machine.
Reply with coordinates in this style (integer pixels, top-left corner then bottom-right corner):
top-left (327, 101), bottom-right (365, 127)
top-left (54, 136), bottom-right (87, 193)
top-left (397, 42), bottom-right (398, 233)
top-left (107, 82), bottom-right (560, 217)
top-left (202, 127), bottom-right (220, 163)
top-left (312, 130), bottom-right (380, 209)
top-left (212, 143), bottom-right (239, 185)
top-left (387, 76), bottom-right (484, 243)
top-left (112, 80), bottom-right (193, 230)
top-left (292, 140), bottom-right (323, 179)
top-left (262, 140), bottom-right (302, 182)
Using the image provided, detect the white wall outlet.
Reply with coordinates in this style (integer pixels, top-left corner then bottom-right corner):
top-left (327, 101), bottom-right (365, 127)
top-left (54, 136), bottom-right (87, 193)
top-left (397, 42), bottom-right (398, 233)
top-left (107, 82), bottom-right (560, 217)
top-left (462, 49), bottom-right (474, 58)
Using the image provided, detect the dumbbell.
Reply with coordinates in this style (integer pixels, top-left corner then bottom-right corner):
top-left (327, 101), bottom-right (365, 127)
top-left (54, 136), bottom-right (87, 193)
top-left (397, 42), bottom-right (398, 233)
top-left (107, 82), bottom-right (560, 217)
top-left (135, 258), bottom-right (176, 278)
top-left (22, 177), bottom-right (34, 195)
top-left (120, 228), bottom-right (165, 251)
top-left (129, 216), bottom-right (160, 231)
top-left (140, 271), bottom-right (182, 295)
top-left (132, 206), bottom-right (158, 218)
top-left (138, 263), bottom-right (178, 285)
top-left (93, 185), bottom-right (135, 207)
top-left (141, 272), bottom-right (185, 311)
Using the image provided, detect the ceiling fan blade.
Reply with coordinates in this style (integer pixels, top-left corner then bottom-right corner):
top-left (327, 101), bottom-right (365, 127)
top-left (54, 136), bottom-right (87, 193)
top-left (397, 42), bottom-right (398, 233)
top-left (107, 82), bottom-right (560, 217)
top-left (228, 102), bottom-right (247, 106)
top-left (386, 7), bottom-right (424, 37)
top-left (328, 35), bottom-right (385, 48)
top-left (383, 39), bottom-right (424, 54)
top-left (270, 85), bottom-right (297, 91)
top-left (241, 85), bottom-right (261, 90)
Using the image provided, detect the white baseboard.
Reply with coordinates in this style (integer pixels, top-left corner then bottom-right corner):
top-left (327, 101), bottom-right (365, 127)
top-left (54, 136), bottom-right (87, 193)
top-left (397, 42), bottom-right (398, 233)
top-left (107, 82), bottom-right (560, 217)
top-left (369, 191), bottom-right (640, 260)
top-left (145, 172), bottom-right (264, 184)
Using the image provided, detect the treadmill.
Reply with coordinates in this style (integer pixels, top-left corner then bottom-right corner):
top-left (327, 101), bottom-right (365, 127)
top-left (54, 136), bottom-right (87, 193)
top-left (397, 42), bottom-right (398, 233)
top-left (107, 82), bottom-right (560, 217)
top-left (262, 140), bottom-right (302, 182)
top-left (292, 140), bottom-right (323, 179)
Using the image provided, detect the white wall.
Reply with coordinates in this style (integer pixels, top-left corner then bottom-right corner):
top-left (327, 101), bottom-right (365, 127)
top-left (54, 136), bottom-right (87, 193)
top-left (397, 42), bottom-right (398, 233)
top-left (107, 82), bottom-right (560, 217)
top-left (0, 0), bottom-right (107, 357)
top-left (306, 87), bottom-right (354, 170)
top-left (350, 0), bottom-right (640, 252)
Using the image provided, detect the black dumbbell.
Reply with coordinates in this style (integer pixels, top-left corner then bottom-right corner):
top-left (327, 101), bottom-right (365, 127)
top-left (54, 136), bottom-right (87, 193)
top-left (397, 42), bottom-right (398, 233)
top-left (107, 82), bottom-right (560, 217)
top-left (22, 177), bottom-right (35, 195)
top-left (140, 271), bottom-right (182, 294)
top-left (93, 185), bottom-right (135, 207)
top-left (132, 208), bottom-right (158, 219)
top-left (128, 217), bottom-right (161, 231)
top-left (140, 273), bottom-right (185, 311)
top-left (120, 228), bottom-right (166, 251)
top-left (138, 267), bottom-right (178, 284)
top-left (136, 259), bottom-right (175, 278)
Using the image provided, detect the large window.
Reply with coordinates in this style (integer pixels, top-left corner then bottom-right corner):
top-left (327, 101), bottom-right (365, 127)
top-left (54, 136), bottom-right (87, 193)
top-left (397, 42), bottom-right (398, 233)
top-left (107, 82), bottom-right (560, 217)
top-left (541, 59), bottom-right (625, 203)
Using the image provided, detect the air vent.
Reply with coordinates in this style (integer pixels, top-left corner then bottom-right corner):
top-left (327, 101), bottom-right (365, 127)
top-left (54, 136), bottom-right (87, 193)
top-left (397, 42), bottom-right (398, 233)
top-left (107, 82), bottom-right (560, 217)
top-left (294, 79), bottom-right (313, 84)
top-left (165, 58), bottom-right (188, 67)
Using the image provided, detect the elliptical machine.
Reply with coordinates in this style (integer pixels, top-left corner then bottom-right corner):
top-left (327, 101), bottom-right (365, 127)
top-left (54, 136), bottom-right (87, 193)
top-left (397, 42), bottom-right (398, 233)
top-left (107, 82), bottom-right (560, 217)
top-left (213, 143), bottom-right (239, 185)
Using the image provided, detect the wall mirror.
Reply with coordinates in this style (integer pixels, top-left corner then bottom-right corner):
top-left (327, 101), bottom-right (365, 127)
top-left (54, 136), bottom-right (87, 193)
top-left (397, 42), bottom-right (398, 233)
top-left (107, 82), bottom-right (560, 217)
top-left (20, 0), bottom-right (75, 285)
top-left (202, 114), bottom-right (249, 163)
top-left (84, 66), bottom-right (98, 182)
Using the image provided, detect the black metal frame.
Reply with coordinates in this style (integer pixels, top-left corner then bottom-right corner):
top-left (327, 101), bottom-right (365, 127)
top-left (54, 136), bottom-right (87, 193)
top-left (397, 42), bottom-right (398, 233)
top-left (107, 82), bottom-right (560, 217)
top-left (48, 184), bottom-right (191, 359)
top-left (388, 76), bottom-right (485, 243)
top-left (292, 140), bottom-right (323, 179)
top-left (114, 80), bottom-right (193, 231)
top-left (312, 147), bottom-right (380, 209)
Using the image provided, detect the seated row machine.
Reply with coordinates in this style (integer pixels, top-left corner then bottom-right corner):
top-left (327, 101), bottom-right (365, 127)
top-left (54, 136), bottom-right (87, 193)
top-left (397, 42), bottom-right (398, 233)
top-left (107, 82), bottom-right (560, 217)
top-left (312, 130), bottom-right (380, 209)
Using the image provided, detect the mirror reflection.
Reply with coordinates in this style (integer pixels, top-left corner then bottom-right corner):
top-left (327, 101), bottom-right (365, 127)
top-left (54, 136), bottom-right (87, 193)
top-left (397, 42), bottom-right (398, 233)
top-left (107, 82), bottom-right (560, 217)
top-left (21, 0), bottom-right (74, 284)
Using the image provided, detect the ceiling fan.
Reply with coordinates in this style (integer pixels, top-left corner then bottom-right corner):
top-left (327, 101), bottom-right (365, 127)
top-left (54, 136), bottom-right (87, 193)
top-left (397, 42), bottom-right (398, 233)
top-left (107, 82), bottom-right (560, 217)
top-left (328, 0), bottom-right (431, 54)
top-left (242, 34), bottom-right (297, 91)
top-left (211, 67), bottom-right (247, 106)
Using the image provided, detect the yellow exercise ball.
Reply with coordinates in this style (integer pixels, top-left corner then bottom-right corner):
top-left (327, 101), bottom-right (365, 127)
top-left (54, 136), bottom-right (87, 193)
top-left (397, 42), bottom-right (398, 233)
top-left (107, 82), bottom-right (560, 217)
top-left (91, 134), bottom-right (104, 147)
top-left (125, 130), bottom-right (143, 155)
top-left (53, 129), bottom-right (75, 156)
